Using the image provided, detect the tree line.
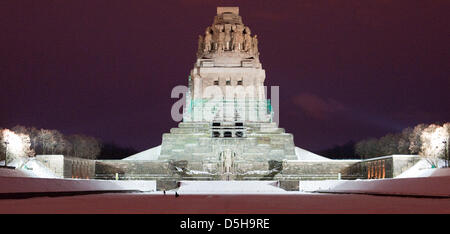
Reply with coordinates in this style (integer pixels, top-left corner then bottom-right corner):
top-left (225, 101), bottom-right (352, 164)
top-left (355, 122), bottom-right (449, 161)
top-left (0, 125), bottom-right (138, 162)
top-left (320, 122), bottom-right (449, 167)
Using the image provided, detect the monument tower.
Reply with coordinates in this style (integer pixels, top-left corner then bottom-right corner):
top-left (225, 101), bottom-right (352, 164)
top-left (158, 7), bottom-right (297, 179)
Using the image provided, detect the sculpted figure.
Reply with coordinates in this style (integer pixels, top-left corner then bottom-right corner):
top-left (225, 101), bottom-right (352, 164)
top-left (197, 35), bottom-right (204, 55)
top-left (203, 28), bottom-right (212, 53)
top-left (232, 25), bottom-right (244, 51)
top-left (224, 24), bottom-right (232, 51)
top-left (221, 149), bottom-right (234, 174)
top-left (211, 26), bottom-right (219, 50)
top-left (243, 26), bottom-right (252, 52)
top-left (215, 24), bottom-right (225, 52)
top-left (252, 35), bottom-right (258, 55)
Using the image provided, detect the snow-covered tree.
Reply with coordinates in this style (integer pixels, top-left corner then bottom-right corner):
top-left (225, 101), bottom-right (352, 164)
top-left (0, 128), bottom-right (6, 162)
top-left (420, 124), bottom-right (449, 168)
top-left (409, 123), bottom-right (428, 154)
top-left (37, 129), bottom-right (54, 154)
top-left (0, 129), bottom-right (34, 164)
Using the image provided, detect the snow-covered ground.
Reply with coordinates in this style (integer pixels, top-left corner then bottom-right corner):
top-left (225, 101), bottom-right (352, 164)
top-left (300, 169), bottom-right (450, 197)
top-left (396, 159), bottom-right (448, 178)
top-left (295, 147), bottom-right (331, 161)
top-left (1, 154), bottom-right (449, 199)
top-left (176, 181), bottom-right (287, 194)
top-left (297, 157), bottom-right (450, 197)
top-left (122, 145), bottom-right (161, 160)
top-left (0, 176), bottom-right (156, 194)
top-left (1, 158), bottom-right (58, 178)
top-left (0, 156), bottom-right (449, 213)
top-left (1, 160), bottom-right (156, 194)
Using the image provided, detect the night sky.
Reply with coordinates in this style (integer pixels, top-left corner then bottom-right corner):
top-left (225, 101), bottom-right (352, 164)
top-left (1, 0), bottom-right (449, 153)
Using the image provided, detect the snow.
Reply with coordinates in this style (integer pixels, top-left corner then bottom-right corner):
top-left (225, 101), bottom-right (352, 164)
top-left (20, 159), bottom-right (59, 178)
top-left (176, 181), bottom-right (287, 194)
top-left (303, 176), bottom-right (450, 197)
top-left (396, 159), bottom-right (435, 178)
top-left (242, 170), bottom-right (272, 175)
top-left (1, 157), bottom-right (156, 194)
top-left (122, 145), bottom-right (161, 160)
top-left (294, 147), bottom-right (331, 161)
top-left (300, 180), bottom-right (347, 192)
top-left (0, 176), bottom-right (156, 194)
top-left (300, 158), bottom-right (450, 197)
top-left (1, 157), bottom-right (58, 178)
top-left (396, 158), bottom-right (448, 178)
top-left (186, 170), bottom-right (212, 175)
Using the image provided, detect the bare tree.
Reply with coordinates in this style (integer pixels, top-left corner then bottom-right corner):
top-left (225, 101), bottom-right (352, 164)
top-left (355, 138), bottom-right (381, 159)
top-left (409, 123), bottom-right (428, 154)
top-left (48, 129), bottom-right (66, 154)
top-left (397, 127), bottom-right (413, 154)
top-left (84, 136), bottom-right (101, 159)
top-left (67, 134), bottom-right (101, 159)
top-left (378, 133), bottom-right (400, 156)
top-left (355, 139), bottom-right (368, 159)
top-left (37, 129), bottom-right (54, 155)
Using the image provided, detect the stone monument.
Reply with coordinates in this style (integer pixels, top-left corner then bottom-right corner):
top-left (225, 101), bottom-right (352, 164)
top-left (35, 7), bottom-right (421, 190)
top-left (158, 7), bottom-right (297, 180)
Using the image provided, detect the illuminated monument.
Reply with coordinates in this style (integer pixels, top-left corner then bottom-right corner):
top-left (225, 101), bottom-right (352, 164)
top-left (35, 7), bottom-right (422, 190)
top-left (157, 7), bottom-right (296, 179)
top-left (115, 7), bottom-right (415, 186)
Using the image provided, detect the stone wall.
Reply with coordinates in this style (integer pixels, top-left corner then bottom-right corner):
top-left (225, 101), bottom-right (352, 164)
top-left (36, 155), bottom-right (422, 192)
top-left (345, 155), bottom-right (421, 179)
top-left (63, 157), bottom-right (96, 179)
top-left (94, 160), bottom-right (172, 180)
top-left (281, 160), bottom-right (361, 180)
top-left (36, 155), bottom-right (95, 179)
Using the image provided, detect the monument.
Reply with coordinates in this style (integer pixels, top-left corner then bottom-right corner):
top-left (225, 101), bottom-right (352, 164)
top-left (34, 7), bottom-right (422, 190)
top-left (157, 7), bottom-right (297, 180)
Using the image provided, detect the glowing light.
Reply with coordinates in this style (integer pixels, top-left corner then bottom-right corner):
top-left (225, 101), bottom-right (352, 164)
top-left (3, 129), bottom-right (24, 156)
top-left (420, 124), bottom-right (450, 167)
top-left (427, 127), bottom-right (448, 154)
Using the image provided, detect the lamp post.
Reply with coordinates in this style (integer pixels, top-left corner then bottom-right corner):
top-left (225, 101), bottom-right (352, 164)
top-left (444, 140), bottom-right (449, 168)
top-left (4, 140), bottom-right (9, 167)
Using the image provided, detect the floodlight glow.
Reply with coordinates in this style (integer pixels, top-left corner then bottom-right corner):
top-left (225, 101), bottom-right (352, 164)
top-left (421, 125), bottom-right (449, 159)
top-left (429, 127), bottom-right (447, 152)
top-left (3, 129), bottom-right (24, 156)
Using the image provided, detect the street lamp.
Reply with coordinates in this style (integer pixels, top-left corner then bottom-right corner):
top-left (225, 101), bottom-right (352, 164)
top-left (444, 140), bottom-right (449, 168)
top-left (3, 140), bottom-right (9, 167)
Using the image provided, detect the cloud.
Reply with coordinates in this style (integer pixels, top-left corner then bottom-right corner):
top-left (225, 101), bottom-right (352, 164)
top-left (293, 93), bottom-right (346, 120)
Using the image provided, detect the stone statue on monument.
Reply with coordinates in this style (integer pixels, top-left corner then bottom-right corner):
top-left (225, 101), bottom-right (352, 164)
top-left (216, 24), bottom-right (225, 52)
top-left (244, 26), bottom-right (252, 53)
top-left (252, 35), bottom-right (258, 55)
top-left (232, 24), bottom-right (244, 51)
top-left (197, 35), bottom-right (204, 55)
top-left (203, 28), bottom-right (212, 53)
top-left (224, 24), bottom-right (232, 51)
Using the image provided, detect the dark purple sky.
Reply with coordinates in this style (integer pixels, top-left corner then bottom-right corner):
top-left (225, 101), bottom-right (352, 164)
top-left (1, 0), bottom-right (449, 153)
